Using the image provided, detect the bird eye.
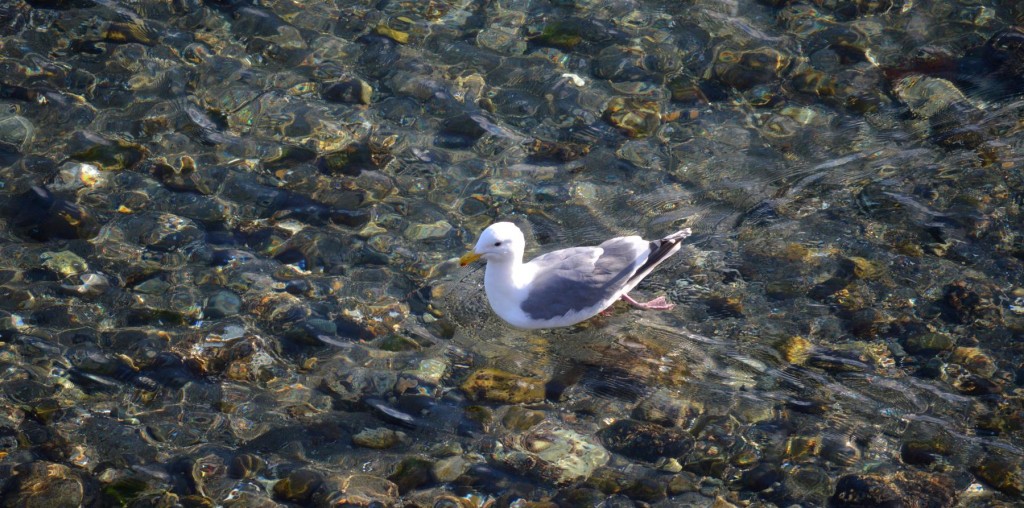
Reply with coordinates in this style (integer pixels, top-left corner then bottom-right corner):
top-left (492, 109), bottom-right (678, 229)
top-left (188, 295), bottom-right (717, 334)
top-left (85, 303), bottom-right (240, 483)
top-left (494, 241), bottom-right (502, 247)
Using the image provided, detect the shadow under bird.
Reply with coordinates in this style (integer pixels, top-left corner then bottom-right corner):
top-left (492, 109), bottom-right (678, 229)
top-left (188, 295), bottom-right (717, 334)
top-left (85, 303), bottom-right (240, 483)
top-left (459, 222), bottom-right (692, 329)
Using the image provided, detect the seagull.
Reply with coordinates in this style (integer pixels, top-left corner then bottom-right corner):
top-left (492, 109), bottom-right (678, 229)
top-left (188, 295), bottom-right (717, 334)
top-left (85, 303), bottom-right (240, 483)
top-left (459, 222), bottom-right (691, 329)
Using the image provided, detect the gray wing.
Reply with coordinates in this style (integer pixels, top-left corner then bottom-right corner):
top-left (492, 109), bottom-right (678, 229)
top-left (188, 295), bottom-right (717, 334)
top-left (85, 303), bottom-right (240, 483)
top-left (519, 237), bottom-right (648, 321)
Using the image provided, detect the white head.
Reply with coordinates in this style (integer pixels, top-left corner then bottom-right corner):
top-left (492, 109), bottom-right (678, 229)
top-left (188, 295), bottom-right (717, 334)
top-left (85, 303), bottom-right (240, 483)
top-left (460, 222), bottom-right (525, 265)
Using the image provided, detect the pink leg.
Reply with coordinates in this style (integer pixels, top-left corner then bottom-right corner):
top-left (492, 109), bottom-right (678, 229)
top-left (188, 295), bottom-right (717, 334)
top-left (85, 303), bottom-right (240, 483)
top-left (621, 294), bottom-right (674, 311)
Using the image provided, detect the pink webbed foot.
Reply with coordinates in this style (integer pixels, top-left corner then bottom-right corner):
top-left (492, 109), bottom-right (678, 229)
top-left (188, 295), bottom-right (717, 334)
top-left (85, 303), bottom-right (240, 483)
top-left (621, 294), bottom-right (675, 311)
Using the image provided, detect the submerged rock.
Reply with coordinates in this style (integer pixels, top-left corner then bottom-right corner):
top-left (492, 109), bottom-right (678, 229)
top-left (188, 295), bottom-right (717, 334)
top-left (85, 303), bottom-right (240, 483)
top-left (712, 46), bottom-right (791, 90)
top-left (493, 422), bottom-right (609, 485)
top-left (273, 469), bottom-right (324, 504)
top-left (228, 453), bottom-right (267, 480)
top-left (598, 419), bottom-right (695, 462)
top-left (352, 427), bottom-right (406, 449)
top-left (775, 335), bottom-right (814, 365)
top-left (314, 474), bottom-right (399, 507)
top-left (831, 470), bottom-right (957, 508)
top-left (321, 77), bottom-right (373, 105)
top-left (204, 290), bottom-right (242, 319)
top-left (387, 457), bottom-right (434, 494)
top-left (0, 114), bottom-right (34, 150)
top-left (3, 461), bottom-right (88, 508)
top-left (972, 455), bottom-right (1024, 497)
top-left (40, 250), bottom-right (88, 277)
top-left (603, 97), bottom-right (662, 138)
top-left (632, 389), bottom-right (703, 429)
top-left (904, 332), bottom-right (955, 355)
top-left (460, 368), bottom-right (546, 404)
top-left (66, 131), bottom-right (147, 171)
top-left (431, 455), bottom-right (469, 483)
top-left (8, 186), bottom-right (99, 241)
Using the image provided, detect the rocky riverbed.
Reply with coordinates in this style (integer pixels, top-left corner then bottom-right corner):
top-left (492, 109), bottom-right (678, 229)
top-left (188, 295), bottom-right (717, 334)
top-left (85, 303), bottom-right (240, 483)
top-left (1, 0), bottom-right (1023, 506)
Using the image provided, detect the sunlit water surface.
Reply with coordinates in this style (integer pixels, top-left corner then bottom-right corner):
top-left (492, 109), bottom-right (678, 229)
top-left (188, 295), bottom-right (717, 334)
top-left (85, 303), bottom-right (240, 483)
top-left (0, 0), bottom-right (1023, 506)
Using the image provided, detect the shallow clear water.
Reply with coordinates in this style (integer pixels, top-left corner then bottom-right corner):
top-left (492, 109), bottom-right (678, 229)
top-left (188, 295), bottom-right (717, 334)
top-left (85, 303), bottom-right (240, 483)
top-left (0, 0), bottom-right (1023, 506)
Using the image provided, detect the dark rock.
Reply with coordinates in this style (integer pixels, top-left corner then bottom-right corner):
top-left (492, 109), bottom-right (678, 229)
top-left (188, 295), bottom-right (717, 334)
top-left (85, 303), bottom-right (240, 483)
top-left (598, 419), bottom-right (694, 462)
top-left (321, 79), bottom-right (372, 105)
top-left (3, 461), bottom-right (85, 508)
top-left (940, 281), bottom-right (988, 324)
top-left (972, 455), bottom-right (1023, 497)
top-left (713, 46), bottom-right (791, 90)
top-left (8, 186), bottom-right (98, 241)
top-left (67, 131), bottom-right (147, 171)
top-left (387, 457), bottom-right (434, 494)
top-left (316, 144), bottom-right (374, 176)
top-left (228, 453), bottom-right (266, 479)
top-left (436, 114), bottom-right (488, 149)
top-left (742, 463), bottom-right (782, 492)
top-left (273, 469), bottom-right (324, 504)
top-left (831, 471), bottom-right (956, 508)
top-left (904, 332), bottom-right (955, 355)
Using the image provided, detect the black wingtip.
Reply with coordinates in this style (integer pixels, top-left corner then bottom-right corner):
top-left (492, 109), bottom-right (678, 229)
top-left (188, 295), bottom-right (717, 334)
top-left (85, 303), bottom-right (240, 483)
top-left (646, 228), bottom-right (692, 254)
top-left (633, 228), bottom-right (692, 283)
top-left (662, 228), bottom-right (692, 243)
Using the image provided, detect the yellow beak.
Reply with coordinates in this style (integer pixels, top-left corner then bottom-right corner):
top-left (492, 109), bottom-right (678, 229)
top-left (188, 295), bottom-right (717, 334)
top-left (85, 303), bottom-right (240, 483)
top-left (459, 252), bottom-right (482, 266)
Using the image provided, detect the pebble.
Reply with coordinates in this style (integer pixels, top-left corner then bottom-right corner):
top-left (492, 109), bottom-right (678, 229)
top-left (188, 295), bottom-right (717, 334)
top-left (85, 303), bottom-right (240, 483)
top-left (431, 455), bottom-right (469, 483)
top-left (0, 115), bottom-right (34, 149)
top-left (205, 290), bottom-right (242, 318)
top-left (41, 250), bottom-right (89, 277)
top-left (321, 78), bottom-right (373, 105)
top-left (352, 427), bottom-right (406, 449)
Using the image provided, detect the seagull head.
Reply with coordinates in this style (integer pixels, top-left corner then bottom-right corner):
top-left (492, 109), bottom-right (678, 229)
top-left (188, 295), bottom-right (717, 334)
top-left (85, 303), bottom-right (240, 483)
top-left (459, 221), bottom-right (525, 265)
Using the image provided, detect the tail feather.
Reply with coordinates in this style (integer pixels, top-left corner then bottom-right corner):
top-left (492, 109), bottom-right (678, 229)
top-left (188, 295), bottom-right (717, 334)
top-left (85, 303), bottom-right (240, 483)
top-left (630, 228), bottom-right (692, 284)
